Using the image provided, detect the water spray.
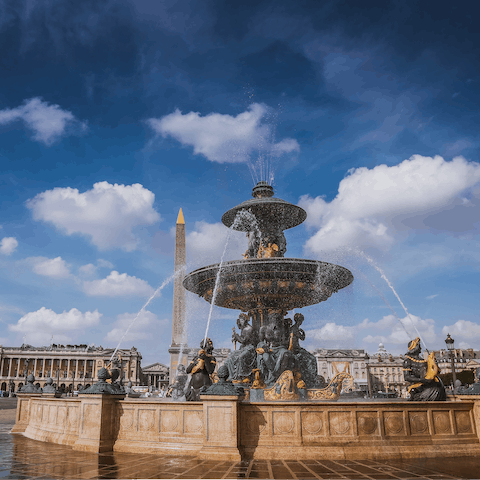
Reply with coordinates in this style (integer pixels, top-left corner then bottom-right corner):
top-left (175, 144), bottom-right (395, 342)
top-left (203, 210), bottom-right (259, 342)
top-left (357, 270), bottom-right (411, 339)
top-left (109, 269), bottom-right (182, 363)
top-left (353, 248), bottom-right (429, 352)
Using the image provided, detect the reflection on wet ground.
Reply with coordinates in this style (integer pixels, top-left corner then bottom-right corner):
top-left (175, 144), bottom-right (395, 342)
top-left (1, 413), bottom-right (480, 479)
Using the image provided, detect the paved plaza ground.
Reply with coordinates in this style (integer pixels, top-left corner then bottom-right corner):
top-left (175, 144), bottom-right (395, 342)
top-left (1, 398), bottom-right (480, 480)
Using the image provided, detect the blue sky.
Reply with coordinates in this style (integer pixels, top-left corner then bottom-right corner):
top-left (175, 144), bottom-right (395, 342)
top-left (1, 0), bottom-right (479, 366)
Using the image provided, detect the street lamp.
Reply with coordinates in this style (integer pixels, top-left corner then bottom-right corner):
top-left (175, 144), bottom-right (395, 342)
top-left (445, 333), bottom-right (457, 391)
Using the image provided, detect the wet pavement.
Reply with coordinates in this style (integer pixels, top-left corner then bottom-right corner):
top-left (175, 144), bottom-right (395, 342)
top-left (1, 399), bottom-right (480, 479)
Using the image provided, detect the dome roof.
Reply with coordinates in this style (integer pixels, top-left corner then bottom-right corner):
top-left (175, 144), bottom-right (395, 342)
top-left (375, 342), bottom-right (389, 357)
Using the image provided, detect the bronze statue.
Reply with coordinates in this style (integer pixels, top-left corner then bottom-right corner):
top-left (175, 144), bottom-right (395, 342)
top-left (288, 313), bottom-right (319, 388)
top-left (169, 364), bottom-right (189, 401)
top-left (256, 321), bottom-right (296, 387)
top-left (243, 230), bottom-right (261, 259)
top-left (186, 338), bottom-right (216, 401)
top-left (403, 337), bottom-right (446, 401)
top-left (224, 314), bottom-right (257, 382)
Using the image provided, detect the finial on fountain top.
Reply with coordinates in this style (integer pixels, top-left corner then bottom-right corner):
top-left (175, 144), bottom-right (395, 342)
top-left (252, 181), bottom-right (274, 199)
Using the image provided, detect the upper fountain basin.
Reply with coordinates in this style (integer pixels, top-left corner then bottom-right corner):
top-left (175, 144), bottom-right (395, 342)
top-left (183, 258), bottom-right (353, 311)
top-left (222, 197), bottom-right (307, 232)
top-left (221, 181), bottom-right (306, 232)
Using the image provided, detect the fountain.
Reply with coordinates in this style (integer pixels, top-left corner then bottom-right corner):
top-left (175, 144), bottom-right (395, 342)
top-left (10, 181), bottom-right (480, 462)
top-left (183, 181), bottom-right (354, 400)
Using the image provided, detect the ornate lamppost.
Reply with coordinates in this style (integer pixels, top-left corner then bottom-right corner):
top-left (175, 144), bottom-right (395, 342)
top-left (445, 333), bottom-right (457, 391)
top-left (365, 354), bottom-right (372, 398)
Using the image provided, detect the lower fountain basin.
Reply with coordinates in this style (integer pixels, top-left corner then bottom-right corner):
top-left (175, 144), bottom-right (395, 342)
top-left (182, 258), bottom-right (353, 311)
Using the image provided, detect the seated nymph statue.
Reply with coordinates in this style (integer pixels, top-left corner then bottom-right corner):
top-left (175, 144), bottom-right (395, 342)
top-left (403, 337), bottom-right (446, 401)
top-left (224, 314), bottom-right (257, 382)
top-left (288, 313), bottom-right (319, 388)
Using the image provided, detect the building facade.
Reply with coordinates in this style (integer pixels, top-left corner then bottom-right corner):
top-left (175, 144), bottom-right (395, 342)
top-left (314, 348), bottom-right (369, 392)
top-left (0, 343), bottom-right (142, 393)
top-left (434, 348), bottom-right (480, 377)
top-left (314, 344), bottom-right (407, 397)
top-left (366, 343), bottom-right (406, 397)
top-left (142, 362), bottom-right (169, 389)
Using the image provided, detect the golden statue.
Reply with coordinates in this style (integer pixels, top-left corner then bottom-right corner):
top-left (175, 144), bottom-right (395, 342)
top-left (257, 242), bottom-right (279, 258)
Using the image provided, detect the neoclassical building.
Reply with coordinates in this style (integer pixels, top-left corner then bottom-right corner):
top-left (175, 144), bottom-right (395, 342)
top-left (366, 343), bottom-right (406, 397)
top-left (142, 362), bottom-right (169, 389)
top-left (0, 343), bottom-right (143, 393)
top-left (313, 348), bottom-right (369, 392)
top-left (434, 347), bottom-right (480, 377)
top-left (313, 344), bottom-right (406, 397)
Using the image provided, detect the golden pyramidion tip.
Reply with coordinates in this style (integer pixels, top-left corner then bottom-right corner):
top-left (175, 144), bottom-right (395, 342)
top-left (176, 208), bottom-right (185, 224)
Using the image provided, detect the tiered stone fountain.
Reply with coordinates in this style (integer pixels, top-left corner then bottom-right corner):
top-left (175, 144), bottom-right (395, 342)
top-left (183, 181), bottom-right (354, 400)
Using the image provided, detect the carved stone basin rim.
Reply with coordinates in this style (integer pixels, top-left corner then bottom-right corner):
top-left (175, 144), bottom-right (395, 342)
top-left (183, 258), bottom-right (353, 310)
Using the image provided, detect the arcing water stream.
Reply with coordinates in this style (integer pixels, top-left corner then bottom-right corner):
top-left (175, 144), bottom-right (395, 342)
top-left (353, 248), bottom-right (429, 351)
top-left (356, 270), bottom-right (411, 338)
top-left (109, 269), bottom-right (182, 363)
top-left (203, 210), bottom-right (260, 342)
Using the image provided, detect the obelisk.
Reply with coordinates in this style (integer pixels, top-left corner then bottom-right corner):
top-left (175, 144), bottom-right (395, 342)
top-left (168, 208), bottom-right (187, 384)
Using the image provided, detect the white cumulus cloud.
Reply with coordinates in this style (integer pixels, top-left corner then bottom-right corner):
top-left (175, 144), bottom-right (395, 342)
top-left (300, 155), bottom-right (480, 254)
top-left (359, 314), bottom-right (437, 348)
top-left (105, 310), bottom-right (168, 343)
top-left (147, 103), bottom-right (299, 164)
top-left (442, 320), bottom-right (480, 345)
top-left (27, 182), bottom-right (160, 251)
top-left (304, 313), bottom-right (437, 353)
top-left (9, 307), bottom-right (101, 345)
top-left (78, 259), bottom-right (114, 277)
top-left (186, 221), bottom-right (247, 267)
top-left (0, 237), bottom-right (18, 255)
top-left (24, 256), bottom-right (71, 278)
top-left (0, 97), bottom-right (87, 145)
top-left (306, 322), bottom-right (356, 346)
top-left (83, 270), bottom-right (154, 297)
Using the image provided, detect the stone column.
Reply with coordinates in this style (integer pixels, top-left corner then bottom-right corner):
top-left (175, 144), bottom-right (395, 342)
top-left (199, 395), bottom-right (242, 461)
top-left (73, 393), bottom-right (125, 453)
top-left (0, 357), bottom-right (4, 377)
top-left (169, 208), bottom-right (187, 384)
top-left (83, 359), bottom-right (87, 379)
top-left (8, 358), bottom-right (13, 378)
top-left (50, 359), bottom-right (54, 378)
top-left (75, 360), bottom-right (79, 380)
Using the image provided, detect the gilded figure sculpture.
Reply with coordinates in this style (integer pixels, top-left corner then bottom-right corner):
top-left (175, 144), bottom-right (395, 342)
top-left (186, 338), bottom-right (216, 401)
top-left (403, 337), bottom-right (446, 401)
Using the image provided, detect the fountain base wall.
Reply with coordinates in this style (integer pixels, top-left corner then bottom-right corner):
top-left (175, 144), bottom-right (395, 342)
top-left (12, 394), bottom-right (480, 461)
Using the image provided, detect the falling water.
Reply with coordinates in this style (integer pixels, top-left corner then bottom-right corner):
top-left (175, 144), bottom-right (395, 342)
top-left (354, 249), bottom-right (429, 351)
top-left (357, 271), bottom-right (411, 338)
top-left (109, 270), bottom-right (180, 363)
top-left (203, 210), bottom-right (259, 342)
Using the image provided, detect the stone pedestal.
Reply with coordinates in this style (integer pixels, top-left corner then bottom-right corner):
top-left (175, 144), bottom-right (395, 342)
top-left (73, 394), bottom-right (125, 453)
top-left (457, 394), bottom-right (480, 441)
top-left (199, 395), bottom-right (242, 461)
top-left (11, 393), bottom-right (42, 433)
